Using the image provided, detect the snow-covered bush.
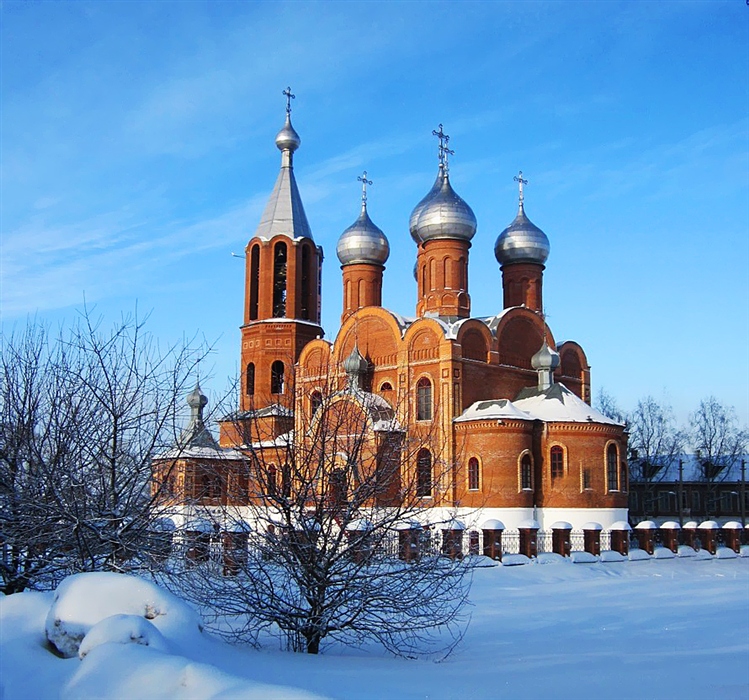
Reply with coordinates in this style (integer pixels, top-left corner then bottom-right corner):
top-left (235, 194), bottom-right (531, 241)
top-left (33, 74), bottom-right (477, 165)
top-left (45, 572), bottom-right (202, 658)
top-left (78, 614), bottom-right (171, 659)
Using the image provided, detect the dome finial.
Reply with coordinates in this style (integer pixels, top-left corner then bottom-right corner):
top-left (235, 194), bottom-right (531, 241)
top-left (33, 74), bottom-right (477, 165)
top-left (357, 170), bottom-right (373, 209)
top-left (514, 170), bottom-right (528, 208)
top-left (283, 86), bottom-right (295, 115)
top-left (432, 123), bottom-right (454, 176)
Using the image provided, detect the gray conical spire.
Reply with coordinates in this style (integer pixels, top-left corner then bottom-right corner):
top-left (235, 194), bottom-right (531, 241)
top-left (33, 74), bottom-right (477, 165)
top-left (179, 382), bottom-right (219, 450)
top-left (254, 91), bottom-right (313, 242)
top-left (343, 345), bottom-right (370, 391)
top-left (531, 340), bottom-right (560, 391)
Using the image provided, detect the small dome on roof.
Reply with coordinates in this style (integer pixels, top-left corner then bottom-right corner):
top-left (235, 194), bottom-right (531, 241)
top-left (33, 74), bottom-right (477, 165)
top-left (186, 382), bottom-right (208, 410)
top-left (413, 171), bottom-right (477, 243)
top-left (275, 114), bottom-right (301, 152)
top-left (495, 201), bottom-right (550, 266)
top-left (343, 345), bottom-right (369, 376)
top-left (336, 204), bottom-right (389, 266)
top-left (531, 340), bottom-right (560, 372)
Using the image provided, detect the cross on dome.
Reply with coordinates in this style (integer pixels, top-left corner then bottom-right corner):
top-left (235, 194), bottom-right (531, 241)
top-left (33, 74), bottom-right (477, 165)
top-left (514, 171), bottom-right (528, 205)
top-left (432, 123), bottom-right (453, 171)
top-left (358, 171), bottom-right (373, 205)
top-left (283, 86), bottom-right (295, 114)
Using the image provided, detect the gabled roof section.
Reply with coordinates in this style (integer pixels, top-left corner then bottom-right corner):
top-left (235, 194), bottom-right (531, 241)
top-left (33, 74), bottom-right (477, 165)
top-left (254, 161), bottom-right (313, 241)
top-left (455, 398), bottom-right (533, 423)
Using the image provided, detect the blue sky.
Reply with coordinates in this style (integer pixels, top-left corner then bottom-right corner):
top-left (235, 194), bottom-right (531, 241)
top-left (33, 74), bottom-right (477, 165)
top-left (2, 1), bottom-right (748, 427)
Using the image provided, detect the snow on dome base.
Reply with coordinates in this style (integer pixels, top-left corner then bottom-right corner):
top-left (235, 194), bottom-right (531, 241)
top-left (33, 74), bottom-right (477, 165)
top-left (635, 520), bottom-right (658, 530)
top-left (660, 521), bottom-right (681, 530)
top-left (45, 572), bottom-right (203, 658)
top-left (480, 519), bottom-right (505, 530)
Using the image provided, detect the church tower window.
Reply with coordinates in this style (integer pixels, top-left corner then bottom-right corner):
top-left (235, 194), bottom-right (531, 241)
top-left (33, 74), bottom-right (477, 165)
top-left (249, 245), bottom-right (260, 320)
top-left (416, 377), bottom-right (432, 421)
top-left (271, 361), bottom-right (285, 394)
top-left (417, 449), bottom-right (432, 497)
top-left (310, 390), bottom-right (322, 416)
top-left (245, 363), bottom-right (255, 396)
top-left (301, 243), bottom-right (311, 321)
top-left (272, 241), bottom-right (288, 317)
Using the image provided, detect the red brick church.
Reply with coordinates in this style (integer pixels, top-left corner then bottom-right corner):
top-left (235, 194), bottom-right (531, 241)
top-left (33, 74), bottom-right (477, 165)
top-left (155, 95), bottom-right (628, 536)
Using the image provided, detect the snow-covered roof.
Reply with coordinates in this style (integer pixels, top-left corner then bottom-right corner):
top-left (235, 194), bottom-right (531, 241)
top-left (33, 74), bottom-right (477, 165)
top-left (513, 383), bottom-right (623, 425)
top-left (455, 398), bottom-right (533, 423)
top-left (155, 445), bottom-right (245, 461)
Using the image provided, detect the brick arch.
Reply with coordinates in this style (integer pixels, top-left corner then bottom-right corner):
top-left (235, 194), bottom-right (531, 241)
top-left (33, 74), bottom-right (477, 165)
top-left (460, 327), bottom-right (489, 362)
top-left (496, 316), bottom-right (544, 370)
top-left (408, 327), bottom-right (440, 361)
top-left (557, 341), bottom-right (588, 379)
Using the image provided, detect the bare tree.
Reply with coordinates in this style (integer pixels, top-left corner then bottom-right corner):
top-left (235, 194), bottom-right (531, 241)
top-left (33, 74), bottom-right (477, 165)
top-left (168, 360), bottom-right (475, 657)
top-left (595, 388), bottom-right (628, 425)
top-left (0, 309), bottom-right (209, 593)
top-left (690, 397), bottom-right (747, 485)
top-left (628, 396), bottom-right (685, 482)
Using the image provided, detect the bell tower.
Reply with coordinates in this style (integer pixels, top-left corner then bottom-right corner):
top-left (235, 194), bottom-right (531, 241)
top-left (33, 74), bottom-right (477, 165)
top-left (238, 88), bottom-right (324, 413)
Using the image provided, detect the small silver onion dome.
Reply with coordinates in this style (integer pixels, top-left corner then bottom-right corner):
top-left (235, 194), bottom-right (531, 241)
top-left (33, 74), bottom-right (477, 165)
top-left (343, 345), bottom-right (370, 376)
top-left (414, 172), bottom-right (477, 243)
top-left (336, 203), bottom-right (390, 266)
top-left (408, 169), bottom-right (445, 243)
top-left (531, 340), bottom-right (560, 372)
top-left (186, 382), bottom-right (208, 411)
top-left (275, 114), bottom-right (301, 152)
top-left (495, 202), bottom-right (550, 266)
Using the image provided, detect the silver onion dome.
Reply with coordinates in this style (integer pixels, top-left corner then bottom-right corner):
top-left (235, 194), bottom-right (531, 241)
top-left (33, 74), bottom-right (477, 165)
top-left (531, 340), bottom-right (560, 372)
top-left (336, 203), bottom-right (390, 266)
top-left (494, 202), bottom-right (550, 266)
top-left (413, 171), bottom-right (477, 243)
top-left (275, 114), bottom-right (301, 152)
top-left (408, 169), bottom-right (445, 243)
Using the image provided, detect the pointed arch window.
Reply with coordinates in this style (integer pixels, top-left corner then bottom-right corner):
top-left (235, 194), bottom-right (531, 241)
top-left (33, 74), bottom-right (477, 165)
top-left (550, 446), bottom-right (564, 481)
top-left (249, 245), bottom-right (260, 320)
top-left (468, 457), bottom-right (480, 491)
top-left (520, 453), bottom-right (533, 490)
top-left (272, 242), bottom-right (287, 317)
top-left (417, 449), bottom-right (432, 497)
top-left (607, 443), bottom-right (619, 492)
top-left (245, 363), bottom-right (255, 396)
top-left (271, 361), bottom-right (285, 395)
top-left (416, 377), bottom-right (432, 421)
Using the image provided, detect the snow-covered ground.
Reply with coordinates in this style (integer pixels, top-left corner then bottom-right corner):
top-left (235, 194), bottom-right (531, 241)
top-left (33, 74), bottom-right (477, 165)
top-left (2, 555), bottom-right (748, 700)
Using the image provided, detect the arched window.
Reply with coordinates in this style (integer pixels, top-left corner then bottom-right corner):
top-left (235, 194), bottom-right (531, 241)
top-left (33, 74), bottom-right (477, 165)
top-left (245, 363), bottom-right (255, 396)
top-left (468, 457), bottom-right (480, 491)
top-left (271, 361), bottom-right (285, 394)
top-left (249, 245), bottom-right (260, 320)
top-left (619, 459), bottom-right (628, 493)
top-left (272, 241), bottom-right (287, 317)
top-left (417, 449), bottom-right (432, 497)
top-left (300, 244), bottom-right (311, 321)
top-left (550, 446), bottom-right (564, 480)
top-left (416, 377), bottom-right (432, 421)
top-left (379, 381), bottom-right (393, 392)
top-left (310, 391), bottom-right (323, 416)
top-left (329, 468), bottom-right (347, 508)
top-left (281, 464), bottom-right (291, 498)
top-left (521, 453), bottom-right (533, 490)
top-left (607, 443), bottom-right (619, 492)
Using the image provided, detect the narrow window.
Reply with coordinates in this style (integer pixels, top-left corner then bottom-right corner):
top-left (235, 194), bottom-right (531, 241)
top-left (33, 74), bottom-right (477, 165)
top-left (619, 459), bottom-right (628, 493)
top-left (245, 362), bottom-right (255, 396)
top-left (271, 361), bottom-right (285, 394)
top-left (329, 468), bottom-right (347, 508)
top-left (417, 449), bottom-right (432, 497)
top-left (550, 446), bottom-right (564, 480)
top-left (249, 245), bottom-right (260, 320)
top-left (267, 465), bottom-right (277, 497)
top-left (582, 467), bottom-right (592, 490)
top-left (691, 491), bottom-right (701, 512)
top-left (468, 457), bottom-right (480, 491)
top-left (416, 377), bottom-right (432, 421)
top-left (301, 244), bottom-right (311, 320)
top-left (521, 454), bottom-right (533, 490)
top-left (310, 391), bottom-right (323, 416)
top-left (607, 444), bottom-right (619, 491)
top-left (272, 242), bottom-right (287, 317)
top-left (281, 464), bottom-right (291, 498)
